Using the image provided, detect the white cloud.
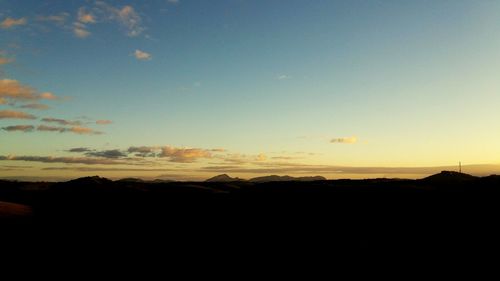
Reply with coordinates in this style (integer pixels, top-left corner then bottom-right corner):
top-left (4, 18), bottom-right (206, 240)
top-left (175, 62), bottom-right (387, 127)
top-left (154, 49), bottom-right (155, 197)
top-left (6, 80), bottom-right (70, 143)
top-left (277, 74), bottom-right (291, 80)
top-left (134, 49), bottom-right (152, 61)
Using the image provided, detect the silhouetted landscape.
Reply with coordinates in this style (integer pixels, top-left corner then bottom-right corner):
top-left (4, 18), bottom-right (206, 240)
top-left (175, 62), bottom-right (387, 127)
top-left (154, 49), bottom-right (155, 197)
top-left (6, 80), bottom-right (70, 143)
top-left (2, 171), bottom-right (500, 257)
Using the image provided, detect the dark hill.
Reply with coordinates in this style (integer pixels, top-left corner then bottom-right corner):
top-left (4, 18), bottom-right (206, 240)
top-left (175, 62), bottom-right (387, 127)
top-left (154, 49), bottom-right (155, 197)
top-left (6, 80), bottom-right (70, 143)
top-left (422, 171), bottom-right (477, 182)
top-left (249, 175), bottom-right (326, 183)
top-left (205, 174), bottom-right (243, 182)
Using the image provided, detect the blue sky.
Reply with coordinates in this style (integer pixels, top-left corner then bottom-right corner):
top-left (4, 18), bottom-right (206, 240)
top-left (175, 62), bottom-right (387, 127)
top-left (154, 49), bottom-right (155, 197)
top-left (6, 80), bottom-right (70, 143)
top-left (2, 0), bottom-right (500, 180)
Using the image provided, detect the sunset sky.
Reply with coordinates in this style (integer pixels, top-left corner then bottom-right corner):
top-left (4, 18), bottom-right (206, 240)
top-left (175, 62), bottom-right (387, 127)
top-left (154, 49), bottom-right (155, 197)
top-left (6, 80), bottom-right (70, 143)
top-left (1, 0), bottom-right (500, 181)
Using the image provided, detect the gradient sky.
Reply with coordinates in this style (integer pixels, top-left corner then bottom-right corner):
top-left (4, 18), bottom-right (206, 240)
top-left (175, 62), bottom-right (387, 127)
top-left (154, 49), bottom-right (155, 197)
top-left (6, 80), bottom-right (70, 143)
top-left (1, 0), bottom-right (500, 180)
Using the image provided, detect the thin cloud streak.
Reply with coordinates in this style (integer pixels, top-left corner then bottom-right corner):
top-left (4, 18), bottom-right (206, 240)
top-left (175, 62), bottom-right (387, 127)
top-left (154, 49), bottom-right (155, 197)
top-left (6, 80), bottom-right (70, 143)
top-left (0, 110), bottom-right (36, 119)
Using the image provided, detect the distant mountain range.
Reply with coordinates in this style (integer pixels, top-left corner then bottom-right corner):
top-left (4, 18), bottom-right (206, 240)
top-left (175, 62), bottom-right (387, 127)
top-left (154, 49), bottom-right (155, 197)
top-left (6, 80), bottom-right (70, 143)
top-left (205, 174), bottom-right (326, 183)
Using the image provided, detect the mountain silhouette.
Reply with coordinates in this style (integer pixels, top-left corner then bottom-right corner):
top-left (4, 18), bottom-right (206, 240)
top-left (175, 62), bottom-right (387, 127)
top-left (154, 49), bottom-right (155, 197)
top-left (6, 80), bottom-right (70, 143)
top-left (248, 175), bottom-right (326, 183)
top-left (116, 178), bottom-right (145, 183)
top-left (205, 174), bottom-right (243, 182)
top-left (422, 171), bottom-right (477, 183)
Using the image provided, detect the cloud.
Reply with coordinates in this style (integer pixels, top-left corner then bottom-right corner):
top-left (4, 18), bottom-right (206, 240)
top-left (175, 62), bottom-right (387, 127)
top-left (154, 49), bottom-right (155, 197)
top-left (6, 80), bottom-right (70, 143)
top-left (134, 49), bottom-right (152, 61)
top-left (39, 92), bottom-right (57, 100)
top-left (73, 22), bottom-right (90, 38)
top-left (19, 103), bottom-right (50, 110)
top-left (37, 125), bottom-right (103, 135)
top-left (127, 145), bottom-right (214, 162)
top-left (70, 126), bottom-right (103, 135)
top-left (128, 146), bottom-right (158, 157)
top-left (0, 79), bottom-right (59, 102)
top-left (67, 147), bottom-right (92, 153)
top-left (96, 119), bottom-right (112, 125)
top-left (37, 13), bottom-right (69, 25)
top-left (255, 153), bottom-right (267, 161)
top-left (78, 7), bottom-right (96, 24)
top-left (168, 0), bottom-right (180, 4)
top-left (41, 167), bottom-right (174, 172)
top-left (330, 137), bottom-right (358, 144)
top-left (41, 117), bottom-right (81, 126)
top-left (36, 125), bottom-right (65, 133)
top-left (0, 110), bottom-right (36, 119)
top-left (96, 2), bottom-right (144, 37)
top-left (0, 155), bottom-right (120, 165)
top-left (0, 17), bottom-right (27, 29)
top-left (72, 7), bottom-right (96, 38)
top-left (159, 146), bottom-right (212, 163)
top-left (0, 56), bottom-right (13, 65)
top-left (2, 125), bottom-right (35, 132)
top-left (277, 74), bottom-right (291, 80)
top-left (85, 149), bottom-right (127, 159)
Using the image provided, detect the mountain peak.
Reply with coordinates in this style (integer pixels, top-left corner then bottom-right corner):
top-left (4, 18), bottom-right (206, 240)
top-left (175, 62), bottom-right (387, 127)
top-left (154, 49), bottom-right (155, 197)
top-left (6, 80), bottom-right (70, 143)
top-left (422, 171), bottom-right (477, 182)
top-left (205, 174), bottom-right (242, 182)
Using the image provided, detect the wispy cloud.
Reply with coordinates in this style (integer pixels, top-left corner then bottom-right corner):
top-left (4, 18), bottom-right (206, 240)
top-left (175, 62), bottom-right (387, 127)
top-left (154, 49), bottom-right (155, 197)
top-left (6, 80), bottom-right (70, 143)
top-left (96, 119), bottom-right (112, 125)
top-left (0, 155), bottom-right (120, 165)
top-left (134, 49), bottom-right (152, 61)
top-left (0, 55), bottom-right (13, 65)
top-left (73, 22), bottom-right (90, 38)
top-left (41, 117), bottom-right (81, 126)
top-left (67, 147), bottom-right (92, 153)
top-left (160, 146), bottom-right (212, 163)
top-left (85, 149), bottom-right (127, 159)
top-left (0, 79), bottom-right (59, 102)
top-left (330, 136), bottom-right (358, 144)
top-left (95, 2), bottom-right (144, 37)
top-left (167, 0), bottom-right (180, 4)
top-left (19, 103), bottom-right (50, 110)
top-left (77, 7), bottom-right (96, 24)
top-left (127, 145), bottom-right (221, 162)
top-left (277, 74), bottom-right (291, 80)
top-left (37, 125), bottom-right (102, 135)
top-left (37, 13), bottom-right (69, 25)
top-left (2, 125), bottom-right (35, 132)
top-left (0, 17), bottom-right (27, 29)
top-left (0, 110), bottom-right (36, 119)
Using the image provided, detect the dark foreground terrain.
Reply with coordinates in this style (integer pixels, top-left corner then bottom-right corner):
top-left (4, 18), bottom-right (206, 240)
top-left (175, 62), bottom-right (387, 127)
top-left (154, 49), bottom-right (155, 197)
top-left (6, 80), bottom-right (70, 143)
top-left (1, 171), bottom-right (500, 265)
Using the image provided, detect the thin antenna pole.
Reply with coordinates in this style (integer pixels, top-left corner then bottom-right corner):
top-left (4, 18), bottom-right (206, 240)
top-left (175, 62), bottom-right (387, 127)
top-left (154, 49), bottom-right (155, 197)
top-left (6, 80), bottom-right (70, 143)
top-left (459, 161), bottom-right (461, 173)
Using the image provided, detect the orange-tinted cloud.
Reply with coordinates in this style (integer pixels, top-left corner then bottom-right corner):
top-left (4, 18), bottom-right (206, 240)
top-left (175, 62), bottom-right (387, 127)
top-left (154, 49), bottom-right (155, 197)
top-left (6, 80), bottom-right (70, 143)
top-left (0, 79), bottom-right (59, 102)
top-left (78, 7), bottom-right (96, 24)
top-left (0, 110), bottom-right (36, 119)
top-left (96, 119), bottom-right (112, 125)
top-left (70, 126), bottom-right (103, 135)
top-left (0, 56), bottom-right (13, 65)
top-left (134, 50), bottom-right (151, 60)
top-left (160, 146), bottom-right (212, 163)
top-left (37, 125), bottom-right (102, 135)
top-left (0, 17), bottom-right (27, 29)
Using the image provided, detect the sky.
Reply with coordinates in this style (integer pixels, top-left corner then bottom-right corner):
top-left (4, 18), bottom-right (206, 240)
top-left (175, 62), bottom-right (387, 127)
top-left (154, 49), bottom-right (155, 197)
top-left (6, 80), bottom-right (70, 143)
top-left (1, 0), bottom-right (500, 181)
